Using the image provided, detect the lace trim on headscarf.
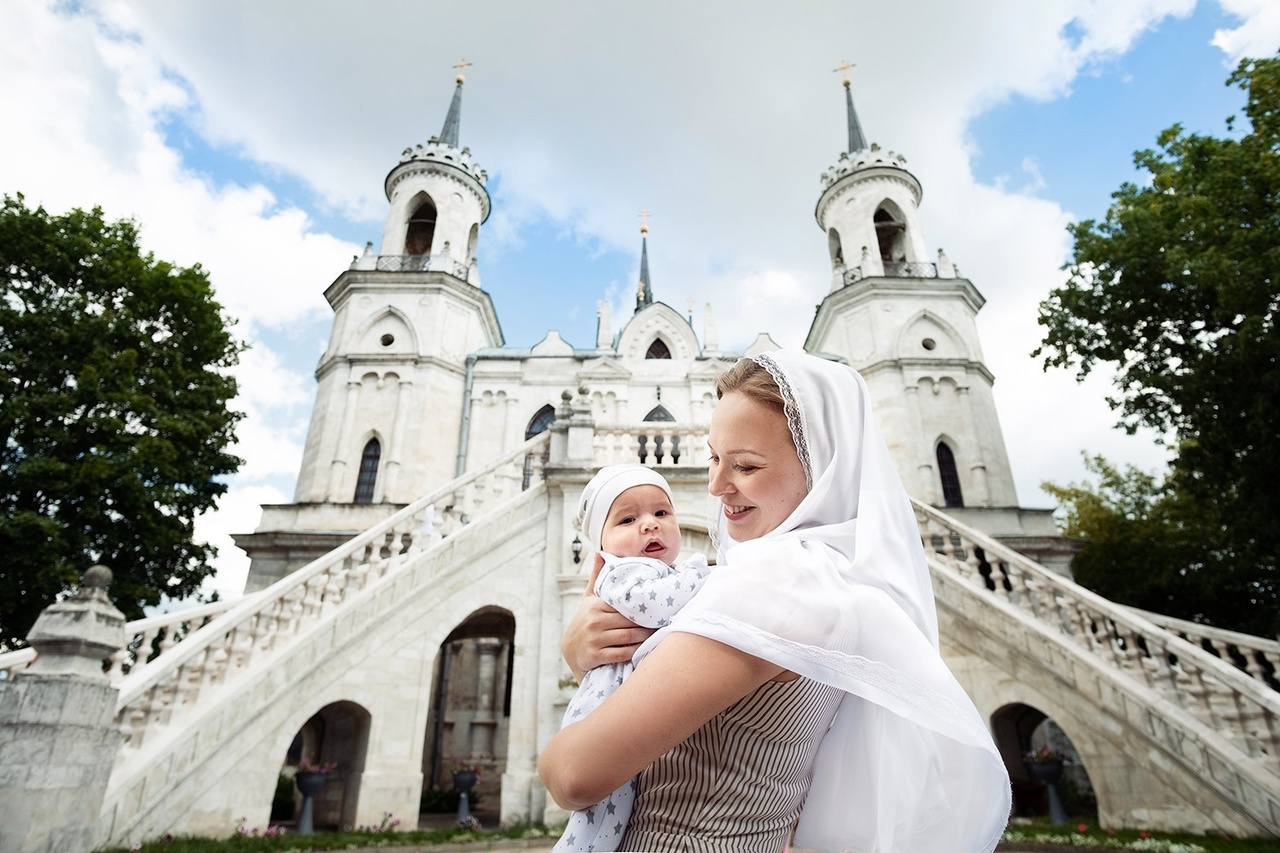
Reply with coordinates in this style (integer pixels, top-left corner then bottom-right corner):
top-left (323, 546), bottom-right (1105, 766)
top-left (753, 352), bottom-right (813, 490)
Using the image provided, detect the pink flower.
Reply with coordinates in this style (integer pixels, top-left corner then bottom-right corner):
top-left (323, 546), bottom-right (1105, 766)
top-left (1077, 823), bottom-right (1089, 832)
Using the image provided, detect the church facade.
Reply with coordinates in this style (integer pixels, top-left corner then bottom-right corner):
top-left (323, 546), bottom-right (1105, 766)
top-left (233, 70), bottom-right (1072, 814)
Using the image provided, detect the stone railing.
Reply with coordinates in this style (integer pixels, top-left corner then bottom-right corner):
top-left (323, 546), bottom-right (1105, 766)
top-left (592, 423), bottom-right (709, 468)
top-left (913, 499), bottom-right (1280, 772)
top-left (1126, 607), bottom-right (1280, 693)
top-left (0, 598), bottom-right (244, 683)
top-left (112, 431), bottom-right (549, 752)
top-left (0, 647), bottom-right (35, 680)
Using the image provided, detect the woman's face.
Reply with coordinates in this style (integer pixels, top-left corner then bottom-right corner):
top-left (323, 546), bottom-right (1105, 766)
top-left (707, 390), bottom-right (809, 542)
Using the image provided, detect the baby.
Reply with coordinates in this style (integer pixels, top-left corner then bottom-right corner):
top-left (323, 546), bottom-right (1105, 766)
top-left (552, 464), bottom-right (711, 853)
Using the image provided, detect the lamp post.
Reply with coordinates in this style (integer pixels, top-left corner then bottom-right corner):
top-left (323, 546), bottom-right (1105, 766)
top-left (571, 535), bottom-right (583, 564)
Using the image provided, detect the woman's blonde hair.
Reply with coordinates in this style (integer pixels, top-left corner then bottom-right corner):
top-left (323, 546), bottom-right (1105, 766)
top-left (715, 357), bottom-right (784, 412)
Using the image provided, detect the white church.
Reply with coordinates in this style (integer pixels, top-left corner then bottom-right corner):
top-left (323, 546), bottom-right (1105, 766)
top-left (8, 70), bottom-right (1272, 852)
top-left (231, 67), bottom-right (1073, 813)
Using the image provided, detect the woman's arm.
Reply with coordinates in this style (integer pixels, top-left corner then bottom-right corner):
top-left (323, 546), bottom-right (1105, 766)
top-left (561, 553), bottom-right (656, 680)
top-left (539, 631), bottom-right (786, 810)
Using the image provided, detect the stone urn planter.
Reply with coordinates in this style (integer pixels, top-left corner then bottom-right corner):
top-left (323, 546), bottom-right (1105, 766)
top-left (295, 771), bottom-right (329, 835)
top-left (452, 770), bottom-right (478, 826)
top-left (1027, 759), bottom-right (1068, 825)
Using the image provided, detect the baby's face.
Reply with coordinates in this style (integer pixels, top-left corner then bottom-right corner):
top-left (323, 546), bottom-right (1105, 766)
top-left (599, 484), bottom-right (681, 565)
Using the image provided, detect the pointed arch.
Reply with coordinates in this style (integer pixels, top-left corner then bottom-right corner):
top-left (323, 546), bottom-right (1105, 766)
top-left (874, 199), bottom-right (908, 263)
top-left (645, 338), bottom-right (672, 359)
top-left (405, 194), bottom-right (438, 256)
top-left (643, 405), bottom-right (674, 422)
top-left (936, 440), bottom-right (964, 508)
top-left (353, 437), bottom-right (381, 504)
top-left (523, 405), bottom-right (555, 489)
top-left (897, 309), bottom-right (970, 361)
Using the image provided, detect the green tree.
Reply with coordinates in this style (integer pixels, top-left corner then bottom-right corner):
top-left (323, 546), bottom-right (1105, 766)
top-left (0, 195), bottom-right (243, 647)
top-left (1036, 55), bottom-right (1279, 635)
top-left (1042, 456), bottom-right (1274, 635)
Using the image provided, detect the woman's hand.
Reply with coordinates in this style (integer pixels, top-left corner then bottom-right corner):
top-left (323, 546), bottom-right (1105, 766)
top-left (562, 554), bottom-right (655, 680)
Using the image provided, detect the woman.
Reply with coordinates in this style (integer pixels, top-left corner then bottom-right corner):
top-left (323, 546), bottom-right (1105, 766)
top-left (540, 351), bottom-right (1011, 852)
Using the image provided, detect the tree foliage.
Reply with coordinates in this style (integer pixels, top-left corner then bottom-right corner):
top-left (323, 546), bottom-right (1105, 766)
top-left (1043, 456), bottom-right (1274, 636)
top-left (1036, 55), bottom-right (1279, 634)
top-left (0, 195), bottom-right (243, 647)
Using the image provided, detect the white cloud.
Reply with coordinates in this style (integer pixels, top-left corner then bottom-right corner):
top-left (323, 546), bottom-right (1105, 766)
top-left (1212, 0), bottom-right (1280, 61)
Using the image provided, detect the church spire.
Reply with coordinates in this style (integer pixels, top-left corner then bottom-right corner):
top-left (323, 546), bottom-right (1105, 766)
top-left (835, 61), bottom-right (868, 153)
top-left (438, 58), bottom-right (471, 148)
top-left (635, 211), bottom-right (653, 313)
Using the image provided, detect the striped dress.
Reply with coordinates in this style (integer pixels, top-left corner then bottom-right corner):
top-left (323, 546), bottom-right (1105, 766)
top-left (619, 677), bottom-right (842, 853)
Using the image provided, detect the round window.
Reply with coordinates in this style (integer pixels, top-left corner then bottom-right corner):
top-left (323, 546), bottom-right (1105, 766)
top-left (380, 334), bottom-right (395, 346)
top-left (922, 338), bottom-right (936, 351)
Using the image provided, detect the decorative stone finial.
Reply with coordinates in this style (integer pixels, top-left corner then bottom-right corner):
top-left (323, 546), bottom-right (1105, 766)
top-left (562, 390), bottom-right (574, 402)
top-left (27, 565), bottom-right (126, 680)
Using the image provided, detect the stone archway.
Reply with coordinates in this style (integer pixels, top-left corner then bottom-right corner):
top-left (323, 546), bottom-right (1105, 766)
top-left (992, 702), bottom-right (1096, 820)
top-left (280, 701), bottom-right (372, 831)
top-left (422, 607), bottom-right (517, 821)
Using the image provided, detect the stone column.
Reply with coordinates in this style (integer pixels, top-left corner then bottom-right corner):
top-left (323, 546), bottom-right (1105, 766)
top-left (469, 638), bottom-right (503, 757)
top-left (0, 566), bottom-right (126, 853)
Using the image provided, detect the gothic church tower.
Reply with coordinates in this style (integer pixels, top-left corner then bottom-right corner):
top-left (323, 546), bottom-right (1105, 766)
top-left (805, 70), bottom-right (1063, 561)
top-left (239, 67), bottom-right (502, 590)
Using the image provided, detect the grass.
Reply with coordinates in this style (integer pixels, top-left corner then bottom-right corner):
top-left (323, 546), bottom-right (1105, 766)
top-left (100, 822), bottom-right (559, 852)
top-left (1001, 817), bottom-right (1279, 852)
top-left (99, 817), bottom-right (1280, 853)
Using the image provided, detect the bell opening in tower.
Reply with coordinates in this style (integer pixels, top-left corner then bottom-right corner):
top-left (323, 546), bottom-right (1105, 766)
top-left (406, 197), bottom-right (438, 257)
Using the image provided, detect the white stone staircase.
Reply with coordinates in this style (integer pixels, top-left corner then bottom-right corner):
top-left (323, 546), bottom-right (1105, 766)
top-left (914, 500), bottom-right (1280, 833)
top-left (95, 432), bottom-right (551, 842)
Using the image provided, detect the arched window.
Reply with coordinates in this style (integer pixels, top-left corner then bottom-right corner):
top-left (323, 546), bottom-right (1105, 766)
top-left (405, 197), bottom-right (438, 257)
top-left (643, 405), bottom-right (674, 422)
top-left (645, 338), bottom-right (672, 359)
top-left (936, 442), bottom-right (964, 508)
top-left (354, 438), bottom-right (381, 504)
top-left (828, 228), bottom-right (844, 266)
top-left (874, 206), bottom-right (906, 263)
top-left (523, 405), bottom-right (556, 489)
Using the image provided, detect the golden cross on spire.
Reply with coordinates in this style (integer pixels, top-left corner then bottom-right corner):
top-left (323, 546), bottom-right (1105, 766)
top-left (638, 209), bottom-right (651, 234)
top-left (453, 57), bottom-right (472, 83)
top-left (833, 60), bottom-right (855, 87)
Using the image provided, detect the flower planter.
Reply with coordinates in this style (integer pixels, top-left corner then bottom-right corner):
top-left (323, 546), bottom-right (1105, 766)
top-left (452, 770), bottom-right (478, 825)
top-left (1026, 759), bottom-right (1068, 825)
top-left (295, 771), bottom-right (329, 835)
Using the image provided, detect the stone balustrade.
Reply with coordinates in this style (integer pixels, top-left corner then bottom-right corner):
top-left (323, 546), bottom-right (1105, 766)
top-left (111, 431), bottom-right (549, 754)
top-left (1124, 607), bottom-right (1280, 693)
top-left (592, 423), bottom-right (708, 467)
top-left (913, 498), bottom-right (1280, 775)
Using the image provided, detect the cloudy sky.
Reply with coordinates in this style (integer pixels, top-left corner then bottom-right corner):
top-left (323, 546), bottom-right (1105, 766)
top-left (3, 0), bottom-right (1276, 599)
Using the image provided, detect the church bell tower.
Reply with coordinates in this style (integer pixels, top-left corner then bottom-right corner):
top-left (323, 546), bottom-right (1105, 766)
top-left (238, 64), bottom-right (503, 591)
top-left (804, 67), bottom-right (1064, 561)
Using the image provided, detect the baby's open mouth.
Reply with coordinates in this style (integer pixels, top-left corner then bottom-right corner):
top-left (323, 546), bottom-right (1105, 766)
top-left (644, 540), bottom-right (666, 554)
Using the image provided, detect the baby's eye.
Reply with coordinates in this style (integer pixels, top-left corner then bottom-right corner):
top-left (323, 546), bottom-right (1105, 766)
top-left (655, 509), bottom-right (669, 517)
top-left (619, 516), bottom-right (636, 524)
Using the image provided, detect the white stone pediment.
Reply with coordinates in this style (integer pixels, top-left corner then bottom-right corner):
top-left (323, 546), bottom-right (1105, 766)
top-left (530, 330), bottom-right (575, 356)
top-left (578, 357), bottom-right (633, 381)
top-left (898, 310), bottom-right (970, 361)
top-left (616, 303), bottom-right (701, 362)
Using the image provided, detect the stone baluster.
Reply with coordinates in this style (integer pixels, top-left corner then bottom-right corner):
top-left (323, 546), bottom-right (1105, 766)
top-left (990, 560), bottom-right (1011, 602)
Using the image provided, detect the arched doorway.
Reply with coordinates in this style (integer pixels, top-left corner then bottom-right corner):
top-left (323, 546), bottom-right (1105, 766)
top-left (279, 701), bottom-right (372, 831)
top-left (992, 703), bottom-right (1096, 820)
top-left (422, 607), bottom-right (517, 824)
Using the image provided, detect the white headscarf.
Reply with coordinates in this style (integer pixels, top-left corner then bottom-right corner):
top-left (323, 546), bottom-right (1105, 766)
top-left (637, 351), bottom-right (1011, 853)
